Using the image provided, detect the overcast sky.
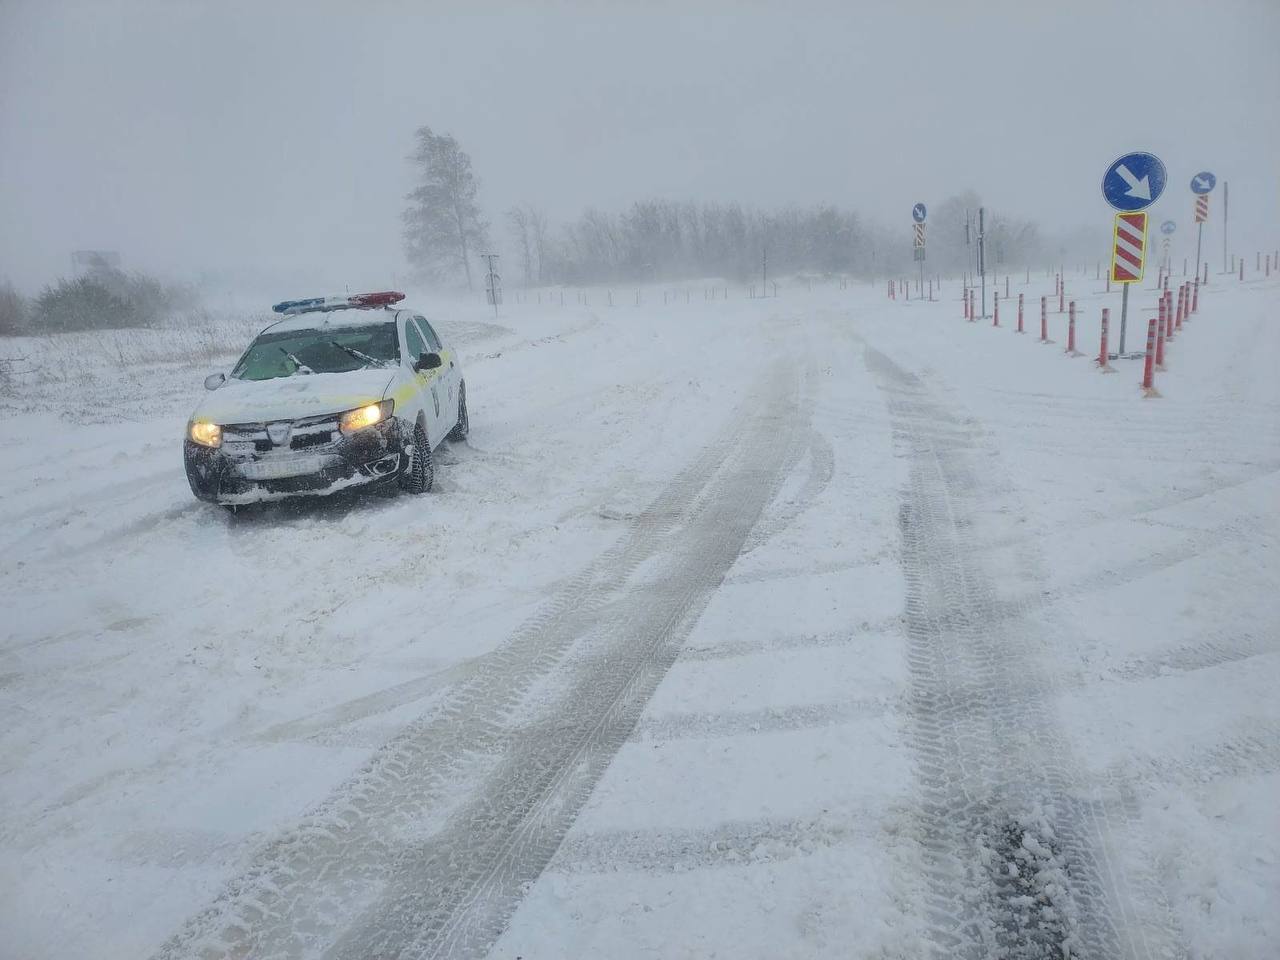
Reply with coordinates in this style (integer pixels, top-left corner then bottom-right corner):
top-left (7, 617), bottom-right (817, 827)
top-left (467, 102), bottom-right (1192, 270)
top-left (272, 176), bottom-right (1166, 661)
top-left (3, 0), bottom-right (1278, 291)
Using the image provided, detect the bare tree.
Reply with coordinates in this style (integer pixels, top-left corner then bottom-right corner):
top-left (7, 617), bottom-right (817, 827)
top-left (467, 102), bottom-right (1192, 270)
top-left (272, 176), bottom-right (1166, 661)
top-left (403, 127), bottom-right (488, 290)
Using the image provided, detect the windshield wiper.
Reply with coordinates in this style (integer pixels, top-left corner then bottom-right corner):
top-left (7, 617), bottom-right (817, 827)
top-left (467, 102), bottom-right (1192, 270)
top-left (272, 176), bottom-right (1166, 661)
top-left (279, 347), bottom-right (314, 375)
top-left (330, 341), bottom-right (386, 368)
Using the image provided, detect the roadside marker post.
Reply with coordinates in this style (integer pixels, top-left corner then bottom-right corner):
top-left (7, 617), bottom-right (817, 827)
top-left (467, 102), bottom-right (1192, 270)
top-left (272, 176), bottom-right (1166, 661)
top-left (993, 292), bottom-right (1000, 327)
top-left (1017, 293), bottom-right (1025, 333)
top-left (1191, 172), bottom-right (1215, 286)
top-left (1098, 308), bottom-right (1115, 371)
top-left (1164, 291), bottom-right (1175, 341)
top-left (1142, 317), bottom-right (1160, 397)
top-left (1192, 278), bottom-right (1200, 313)
top-left (1066, 301), bottom-right (1081, 356)
top-left (1039, 295), bottom-right (1052, 343)
top-left (1156, 296), bottom-right (1167, 371)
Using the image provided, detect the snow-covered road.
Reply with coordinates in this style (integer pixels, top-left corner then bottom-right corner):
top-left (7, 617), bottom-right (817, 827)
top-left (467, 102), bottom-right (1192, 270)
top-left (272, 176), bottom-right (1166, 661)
top-left (2, 274), bottom-right (1277, 959)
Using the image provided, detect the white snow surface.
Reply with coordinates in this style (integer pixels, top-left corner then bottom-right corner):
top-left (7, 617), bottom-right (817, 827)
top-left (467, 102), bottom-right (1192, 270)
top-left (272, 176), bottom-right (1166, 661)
top-left (1, 273), bottom-right (1277, 959)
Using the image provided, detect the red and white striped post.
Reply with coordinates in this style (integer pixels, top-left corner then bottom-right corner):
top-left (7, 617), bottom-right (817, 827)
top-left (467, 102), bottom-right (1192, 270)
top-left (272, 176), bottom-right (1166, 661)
top-left (1192, 278), bottom-right (1200, 313)
top-left (1058, 281), bottom-right (1065, 314)
top-left (1017, 293), bottom-right (1025, 334)
top-left (1039, 295), bottom-right (1051, 342)
top-left (993, 292), bottom-right (1000, 327)
top-left (1098, 307), bottom-right (1114, 371)
top-left (1175, 285), bottom-right (1185, 331)
top-left (1141, 317), bottom-right (1160, 397)
top-left (1155, 297), bottom-right (1167, 370)
top-left (1066, 301), bottom-right (1079, 355)
top-left (1164, 290), bottom-right (1175, 342)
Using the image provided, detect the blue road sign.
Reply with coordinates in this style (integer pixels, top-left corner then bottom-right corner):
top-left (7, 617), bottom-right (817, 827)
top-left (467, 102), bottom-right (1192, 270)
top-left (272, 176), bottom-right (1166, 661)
top-left (1161, 220), bottom-right (1176, 235)
top-left (912, 203), bottom-right (927, 223)
top-left (1190, 171), bottom-right (1216, 195)
top-left (1102, 152), bottom-right (1167, 211)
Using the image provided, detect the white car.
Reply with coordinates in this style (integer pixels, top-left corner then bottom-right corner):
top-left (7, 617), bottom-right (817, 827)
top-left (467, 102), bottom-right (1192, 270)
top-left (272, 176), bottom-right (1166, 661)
top-left (184, 291), bottom-right (467, 506)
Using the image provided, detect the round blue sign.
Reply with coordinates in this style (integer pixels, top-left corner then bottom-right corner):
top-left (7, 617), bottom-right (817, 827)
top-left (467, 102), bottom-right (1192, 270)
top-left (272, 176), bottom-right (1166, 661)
top-left (1190, 171), bottom-right (1216, 195)
top-left (1160, 220), bottom-right (1176, 235)
top-left (912, 203), bottom-right (927, 223)
top-left (1101, 152), bottom-right (1167, 211)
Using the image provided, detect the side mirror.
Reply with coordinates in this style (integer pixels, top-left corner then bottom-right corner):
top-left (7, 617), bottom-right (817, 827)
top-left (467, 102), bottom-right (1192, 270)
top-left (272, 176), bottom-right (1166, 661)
top-left (415, 352), bottom-right (443, 372)
top-left (204, 372), bottom-right (227, 390)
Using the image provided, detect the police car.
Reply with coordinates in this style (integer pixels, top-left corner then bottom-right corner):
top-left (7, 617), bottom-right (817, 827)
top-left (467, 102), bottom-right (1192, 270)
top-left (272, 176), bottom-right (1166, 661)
top-left (184, 291), bottom-right (468, 506)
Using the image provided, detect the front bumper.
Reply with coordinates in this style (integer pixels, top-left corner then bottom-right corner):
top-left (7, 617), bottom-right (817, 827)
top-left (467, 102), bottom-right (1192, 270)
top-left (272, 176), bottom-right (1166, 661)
top-left (184, 414), bottom-right (407, 504)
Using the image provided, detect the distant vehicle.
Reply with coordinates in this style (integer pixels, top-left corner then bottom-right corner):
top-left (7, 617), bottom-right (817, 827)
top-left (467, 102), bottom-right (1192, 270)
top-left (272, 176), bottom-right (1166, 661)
top-left (184, 291), bottom-right (468, 507)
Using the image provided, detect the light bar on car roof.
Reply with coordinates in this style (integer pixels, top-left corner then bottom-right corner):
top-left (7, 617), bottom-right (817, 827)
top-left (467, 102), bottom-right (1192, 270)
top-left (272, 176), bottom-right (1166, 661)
top-left (271, 291), bottom-right (405, 315)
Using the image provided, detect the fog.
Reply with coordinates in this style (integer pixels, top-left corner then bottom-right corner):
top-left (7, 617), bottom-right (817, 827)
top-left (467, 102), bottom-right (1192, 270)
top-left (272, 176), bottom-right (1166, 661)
top-left (3, 0), bottom-right (1278, 292)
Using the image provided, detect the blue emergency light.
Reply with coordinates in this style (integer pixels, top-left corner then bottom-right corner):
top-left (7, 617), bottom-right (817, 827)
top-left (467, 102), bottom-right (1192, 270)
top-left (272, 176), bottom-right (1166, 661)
top-left (272, 291), bottom-right (405, 315)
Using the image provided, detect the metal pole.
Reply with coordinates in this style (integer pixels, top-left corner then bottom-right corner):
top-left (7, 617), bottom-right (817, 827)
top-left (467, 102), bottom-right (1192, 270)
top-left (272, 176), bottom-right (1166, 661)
top-left (978, 207), bottom-right (987, 319)
top-left (1222, 181), bottom-right (1229, 274)
top-left (1118, 282), bottom-right (1130, 354)
top-left (1195, 222), bottom-right (1204, 283)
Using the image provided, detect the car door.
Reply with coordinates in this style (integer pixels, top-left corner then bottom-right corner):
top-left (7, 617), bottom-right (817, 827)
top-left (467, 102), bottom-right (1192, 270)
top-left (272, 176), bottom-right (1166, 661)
top-left (402, 314), bottom-right (444, 441)
top-left (415, 316), bottom-right (457, 428)
top-left (408, 316), bottom-right (452, 440)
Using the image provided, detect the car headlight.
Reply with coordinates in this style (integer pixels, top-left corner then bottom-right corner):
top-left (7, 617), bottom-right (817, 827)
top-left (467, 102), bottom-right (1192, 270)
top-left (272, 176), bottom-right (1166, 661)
top-left (188, 421), bottom-right (222, 448)
top-left (339, 399), bottom-right (394, 434)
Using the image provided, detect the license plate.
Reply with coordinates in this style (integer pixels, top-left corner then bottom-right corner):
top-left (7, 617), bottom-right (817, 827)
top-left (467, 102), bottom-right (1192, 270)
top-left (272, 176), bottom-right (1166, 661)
top-left (238, 456), bottom-right (330, 480)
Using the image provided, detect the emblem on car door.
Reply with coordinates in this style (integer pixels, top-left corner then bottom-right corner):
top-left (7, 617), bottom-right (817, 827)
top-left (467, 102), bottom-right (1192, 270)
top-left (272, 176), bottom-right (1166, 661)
top-left (266, 422), bottom-right (292, 446)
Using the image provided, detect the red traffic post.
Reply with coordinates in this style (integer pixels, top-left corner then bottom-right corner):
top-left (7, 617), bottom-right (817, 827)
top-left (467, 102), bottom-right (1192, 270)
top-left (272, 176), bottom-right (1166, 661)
top-left (1164, 291), bottom-right (1175, 342)
top-left (1175, 285), bottom-right (1185, 332)
top-left (1141, 316), bottom-right (1160, 397)
top-left (1017, 292), bottom-right (1025, 334)
top-left (1039, 295), bottom-right (1053, 343)
top-left (1058, 281), bottom-right (1065, 314)
top-left (1192, 278), bottom-right (1200, 313)
top-left (1098, 307), bottom-right (1115, 372)
top-left (1155, 298), bottom-right (1167, 371)
top-left (1066, 301), bottom-right (1081, 356)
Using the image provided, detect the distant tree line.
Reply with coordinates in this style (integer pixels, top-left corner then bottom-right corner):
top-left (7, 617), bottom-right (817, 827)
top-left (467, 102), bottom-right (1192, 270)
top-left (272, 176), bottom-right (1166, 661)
top-left (401, 125), bottom-right (1094, 290)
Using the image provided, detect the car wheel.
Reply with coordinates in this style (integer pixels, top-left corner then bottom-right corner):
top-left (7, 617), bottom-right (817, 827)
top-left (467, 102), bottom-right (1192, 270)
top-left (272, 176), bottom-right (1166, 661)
top-left (400, 421), bottom-right (434, 494)
top-left (447, 380), bottom-right (469, 441)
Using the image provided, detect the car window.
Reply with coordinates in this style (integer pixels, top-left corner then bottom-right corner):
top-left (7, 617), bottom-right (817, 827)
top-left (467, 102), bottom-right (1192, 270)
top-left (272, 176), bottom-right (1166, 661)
top-left (404, 317), bottom-right (428, 362)
top-left (231, 323), bottom-right (399, 381)
top-left (415, 316), bottom-right (443, 351)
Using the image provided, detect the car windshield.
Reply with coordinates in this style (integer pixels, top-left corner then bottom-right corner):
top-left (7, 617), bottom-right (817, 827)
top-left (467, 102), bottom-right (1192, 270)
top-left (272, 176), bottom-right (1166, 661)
top-left (231, 323), bottom-right (399, 381)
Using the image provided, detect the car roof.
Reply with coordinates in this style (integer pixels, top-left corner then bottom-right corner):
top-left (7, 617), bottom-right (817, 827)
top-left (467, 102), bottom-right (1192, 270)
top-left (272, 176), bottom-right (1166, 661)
top-left (260, 306), bottom-right (404, 336)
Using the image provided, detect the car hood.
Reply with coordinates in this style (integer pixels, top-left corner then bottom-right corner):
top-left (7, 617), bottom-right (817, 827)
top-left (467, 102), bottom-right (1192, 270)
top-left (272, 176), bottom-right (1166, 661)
top-left (191, 368), bottom-right (398, 424)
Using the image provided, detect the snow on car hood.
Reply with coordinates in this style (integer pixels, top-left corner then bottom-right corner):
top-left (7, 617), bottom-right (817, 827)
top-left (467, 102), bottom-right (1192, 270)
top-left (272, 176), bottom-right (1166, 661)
top-left (192, 368), bottom-right (397, 424)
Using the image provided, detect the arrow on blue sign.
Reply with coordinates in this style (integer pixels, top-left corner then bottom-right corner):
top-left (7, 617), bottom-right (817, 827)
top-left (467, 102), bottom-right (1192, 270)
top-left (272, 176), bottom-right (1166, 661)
top-left (912, 203), bottom-right (927, 223)
top-left (1190, 171), bottom-right (1216, 195)
top-left (1102, 152), bottom-right (1166, 211)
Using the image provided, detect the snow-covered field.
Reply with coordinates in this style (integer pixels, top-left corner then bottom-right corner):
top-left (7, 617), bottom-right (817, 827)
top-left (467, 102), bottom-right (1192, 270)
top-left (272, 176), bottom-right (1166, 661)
top-left (1, 273), bottom-right (1276, 959)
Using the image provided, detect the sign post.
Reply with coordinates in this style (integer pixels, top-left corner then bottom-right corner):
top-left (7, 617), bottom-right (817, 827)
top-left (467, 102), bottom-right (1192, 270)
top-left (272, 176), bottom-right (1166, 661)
top-left (912, 203), bottom-right (927, 297)
top-left (1191, 171), bottom-right (1215, 285)
top-left (1102, 151), bottom-right (1166, 354)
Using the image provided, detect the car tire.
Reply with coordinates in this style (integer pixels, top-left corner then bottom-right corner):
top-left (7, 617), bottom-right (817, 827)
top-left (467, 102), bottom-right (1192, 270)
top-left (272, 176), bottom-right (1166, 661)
top-left (400, 421), bottom-right (434, 494)
top-left (447, 381), bottom-right (469, 441)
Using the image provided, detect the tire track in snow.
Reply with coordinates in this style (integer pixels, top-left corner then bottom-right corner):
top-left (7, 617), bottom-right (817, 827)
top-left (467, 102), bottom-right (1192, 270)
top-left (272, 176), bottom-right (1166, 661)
top-left (151, 359), bottom-right (806, 960)
top-left (865, 346), bottom-right (1166, 960)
